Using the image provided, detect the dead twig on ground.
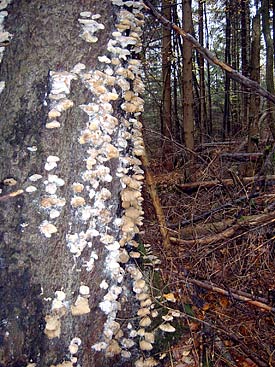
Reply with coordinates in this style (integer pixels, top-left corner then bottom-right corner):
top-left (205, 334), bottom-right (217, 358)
top-left (175, 175), bottom-right (275, 193)
top-left (184, 278), bottom-right (275, 312)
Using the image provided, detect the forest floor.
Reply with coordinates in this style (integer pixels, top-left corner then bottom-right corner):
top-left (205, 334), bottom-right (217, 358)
top-left (141, 136), bottom-right (275, 367)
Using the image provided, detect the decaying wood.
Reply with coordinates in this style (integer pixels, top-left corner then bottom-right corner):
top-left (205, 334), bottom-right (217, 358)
top-left (169, 192), bottom-right (260, 228)
top-left (199, 141), bottom-right (237, 148)
top-left (175, 175), bottom-right (275, 192)
top-left (174, 218), bottom-right (234, 239)
top-left (221, 152), bottom-right (263, 161)
top-left (142, 151), bottom-right (171, 250)
top-left (144, 0), bottom-right (275, 105)
top-left (186, 278), bottom-right (275, 312)
top-left (170, 210), bottom-right (275, 246)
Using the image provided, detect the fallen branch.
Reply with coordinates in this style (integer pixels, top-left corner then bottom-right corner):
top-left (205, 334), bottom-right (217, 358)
top-left (175, 175), bottom-right (275, 192)
top-left (170, 210), bottom-right (275, 246)
top-left (175, 218), bottom-right (234, 239)
top-left (144, 0), bottom-right (275, 105)
top-left (142, 150), bottom-right (171, 250)
top-left (221, 152), bottom-right (263, 162)
top-left (186, 278), bottom-right (275, 312)
top-left (168, 192), bottom-right (260, 228)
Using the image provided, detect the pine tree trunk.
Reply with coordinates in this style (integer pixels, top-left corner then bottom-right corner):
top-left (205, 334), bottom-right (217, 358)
top-left (248, 8), bottom-right (261, 154)
top-left (204, 2), bottom-right (213, 136)
top-left (0, 1), bottom-right (151, 366)
top-left (240, 0), bottom-right (250, 132)
top-left (223, 0), bottom-right (232, 139)
top-left (197, 0), bottom-right (207, 142)
top-left (182, 0), bottom-right (194, 150)
top-left (261, 0), bottom-right (275, 139)
top-left (161, 0), bottom-right (173, 169)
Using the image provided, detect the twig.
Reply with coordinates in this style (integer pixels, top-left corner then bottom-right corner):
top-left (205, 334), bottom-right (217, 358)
top-left (0, 189), bottom-right (24, 202)
top-left (174, 175), bottom-right (274, 192)
top-left (185, 278), bottom-right (275, 312)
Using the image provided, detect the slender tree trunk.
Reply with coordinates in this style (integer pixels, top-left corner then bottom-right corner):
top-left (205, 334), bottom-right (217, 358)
top-left (204, 2), bottom-right (213, 136)
top-left (241, 0), bottom-right (250, 132)
top-left (231, 0), bottom-right (241, 135)
top-left (197, 0), bottom-right (207, 142)
top-left (248, 4), bottom-right (261, 154)
top-left (273, 0), bottom-right (275, 74)
top-left (173, 7), bottom-right (183, 145)
top-left (161, 0), bottom-right (173, 169)
top-left (262, 0), bottom-right (275, 139)
top-left (0, 1), bottom-right (154, 366)
top-left (182, 0), bottom-right (194, 150)
top-left (223, 0), bottom-right (232, 139)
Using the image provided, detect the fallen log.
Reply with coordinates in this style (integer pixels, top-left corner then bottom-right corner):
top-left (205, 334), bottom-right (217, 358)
top-left (169, 192), bottom-right (260, 228)
top-left (174, 218), bottom-right (234, 239)
top-left (175, 175), bottom-right (275, 192)
top-left (170, 210), bottom-right (275, 246)
top-left (221, 152), bottom-right (263, 162)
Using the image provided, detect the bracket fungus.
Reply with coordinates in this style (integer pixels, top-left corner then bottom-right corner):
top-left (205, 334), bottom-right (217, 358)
top-left (39, 0), bottom-right (160, 362)
top-left (44, 315), bottom-right (61, 339)
top-left (39, 221), bottom-right (58, 238)
top-left (78, 14), bottom-right (104, 43)
top-left (159, 323), bottom-right (176, 333)
top-left (71, 296), bottom-right (91, 316)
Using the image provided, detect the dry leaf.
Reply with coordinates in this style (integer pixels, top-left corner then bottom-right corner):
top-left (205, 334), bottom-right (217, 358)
top-left (163, 293), bottom-right (176, 302)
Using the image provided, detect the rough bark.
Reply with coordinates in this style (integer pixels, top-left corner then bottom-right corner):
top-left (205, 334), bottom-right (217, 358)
top-left (0, 1), bottom-right (151, 366)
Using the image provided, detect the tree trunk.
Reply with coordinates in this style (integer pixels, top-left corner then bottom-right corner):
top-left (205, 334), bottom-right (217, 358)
top-left (204, 2), bottom-right (213, 136)
top-left (197, 0), bottom-right (207, 142)
top-left (223, 0), bottom-right (232, 139)
top-left (0, 1), bottom-right (152, 366)
top-left (240, 0), bottom-right (250, 132)
top-left (173, 8), bottom-right (183, 145)
top-left (182, 0), bottom-right (194, 150)
top-left (161, 0), bottom-right (173, 169)
top-left (231, 0), bottom-right (241, 135)
top-left (262, 0), bottom-right (275, 139)
top-left (248, 6), bottom-right (261, 155)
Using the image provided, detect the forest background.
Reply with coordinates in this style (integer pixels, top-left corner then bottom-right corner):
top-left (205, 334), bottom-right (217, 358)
top-left (140, 0), bottom-right (275, 366)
